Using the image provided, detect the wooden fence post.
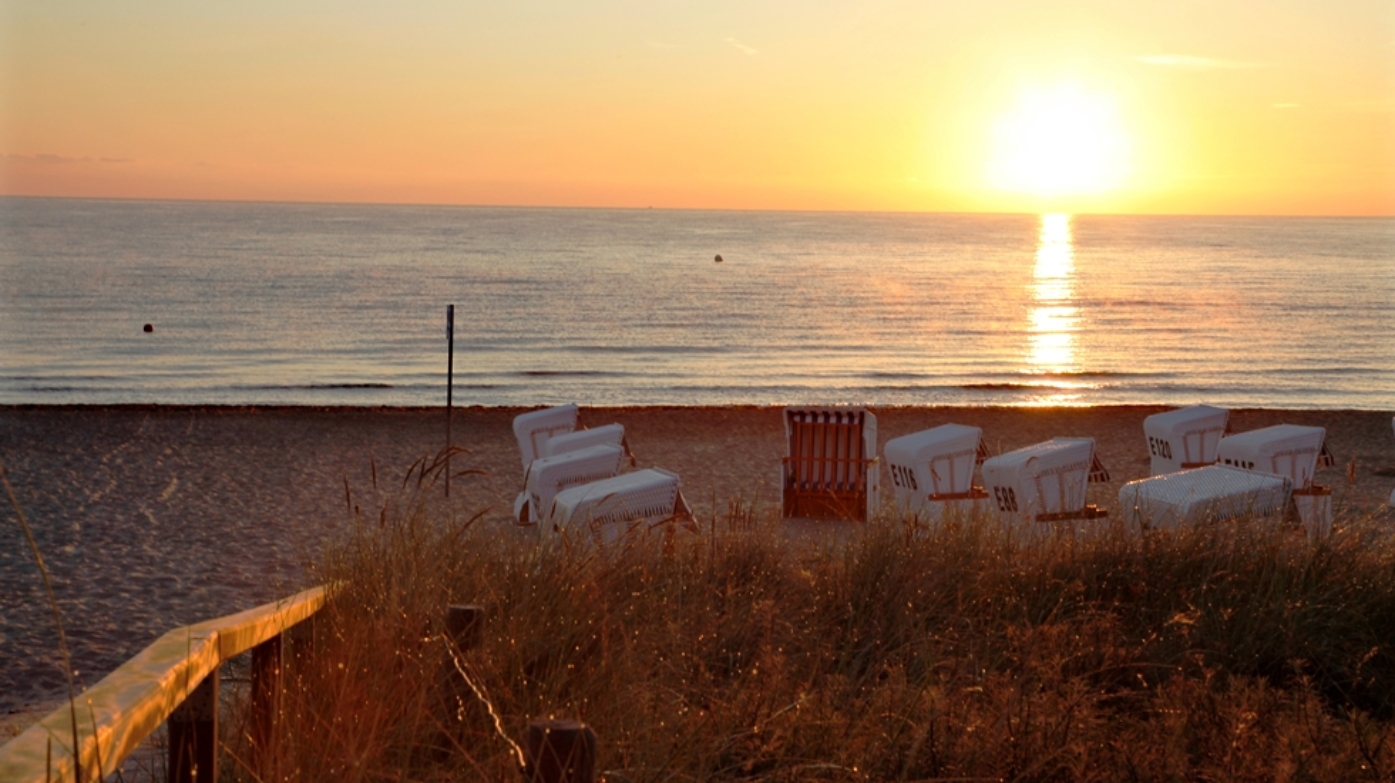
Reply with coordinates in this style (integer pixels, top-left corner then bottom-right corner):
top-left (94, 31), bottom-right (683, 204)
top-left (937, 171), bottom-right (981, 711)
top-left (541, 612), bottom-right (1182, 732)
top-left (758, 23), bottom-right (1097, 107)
top-left (168, 669), bottom-right (219, 783)
top-left (446, 604), bottom-right (484, 652)
top-left (249, 634), bottom-right (283, 776)
top-left (524, 718), bottom-right (597, 783)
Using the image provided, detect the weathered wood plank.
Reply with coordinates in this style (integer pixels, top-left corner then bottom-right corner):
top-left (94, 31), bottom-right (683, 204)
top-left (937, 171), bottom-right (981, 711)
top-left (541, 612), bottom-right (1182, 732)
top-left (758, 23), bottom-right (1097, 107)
top-left (0, 585), bottom-right (326, 783)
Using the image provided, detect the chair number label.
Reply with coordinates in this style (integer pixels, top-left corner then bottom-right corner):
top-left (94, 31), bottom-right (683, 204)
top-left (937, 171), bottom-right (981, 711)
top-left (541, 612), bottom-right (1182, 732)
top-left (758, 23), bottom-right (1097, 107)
top-left (993, 485), bottom-right (1018, 513)
top-left (890, 464), bottom-right (918, 491)
top-left (1148, 436), bottom-right (1173, 460)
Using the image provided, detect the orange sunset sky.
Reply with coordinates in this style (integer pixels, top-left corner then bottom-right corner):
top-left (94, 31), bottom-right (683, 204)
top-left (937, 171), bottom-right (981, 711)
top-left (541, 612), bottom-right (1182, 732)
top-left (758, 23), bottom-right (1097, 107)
top-left (2, 1), bottom-right (1393, 215)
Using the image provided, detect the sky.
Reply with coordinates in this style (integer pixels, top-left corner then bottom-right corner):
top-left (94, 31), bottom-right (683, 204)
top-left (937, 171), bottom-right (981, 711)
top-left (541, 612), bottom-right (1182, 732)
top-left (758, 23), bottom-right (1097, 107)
top-left (2, 0), bottom-right (1393, 215)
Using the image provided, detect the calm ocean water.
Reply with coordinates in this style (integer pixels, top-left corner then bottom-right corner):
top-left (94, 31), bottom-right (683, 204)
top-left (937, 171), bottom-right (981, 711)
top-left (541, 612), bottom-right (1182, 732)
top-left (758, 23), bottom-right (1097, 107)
top-left (2, 197), bottom-right (1392, 409)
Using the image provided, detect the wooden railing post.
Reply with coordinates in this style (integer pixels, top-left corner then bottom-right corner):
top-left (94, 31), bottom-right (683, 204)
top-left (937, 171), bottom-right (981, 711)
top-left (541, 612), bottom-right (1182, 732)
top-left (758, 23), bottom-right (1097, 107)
top-left (250, 633), bottom-right (283, 775)
top-left (168, 669), bottom-right (219, 783)
top-left (524, 718), bottom-right (597, 783)
top-left (446, 604), bottom-right (484, 652)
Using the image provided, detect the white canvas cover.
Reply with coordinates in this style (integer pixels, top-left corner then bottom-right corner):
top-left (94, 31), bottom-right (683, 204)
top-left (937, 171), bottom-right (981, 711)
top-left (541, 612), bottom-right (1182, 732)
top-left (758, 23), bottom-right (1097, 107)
top-left (540, 423), bottom-right (627, 460)
top-left (512, 404), bottom-right (580, 471)
top-left (1143, 404), bottom-right (1229, 475)
top-left (1216, 424), bottom-right (1326, 489)
top-left (980, 438), bottom-right (1097, 527)
top-left (517, 443), bottom-right (627, 524)
top-left (543, 468), bottom-right (688, 543)
top-left (884, 424), bottom-right (984, 519)
top-left (1118, 465), bottom-right (1293, 531)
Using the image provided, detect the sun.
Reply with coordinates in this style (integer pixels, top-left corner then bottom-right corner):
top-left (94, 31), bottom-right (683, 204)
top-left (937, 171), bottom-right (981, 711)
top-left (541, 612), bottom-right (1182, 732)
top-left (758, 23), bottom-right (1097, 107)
top-left (987, 83), bottom-right (1131, 198)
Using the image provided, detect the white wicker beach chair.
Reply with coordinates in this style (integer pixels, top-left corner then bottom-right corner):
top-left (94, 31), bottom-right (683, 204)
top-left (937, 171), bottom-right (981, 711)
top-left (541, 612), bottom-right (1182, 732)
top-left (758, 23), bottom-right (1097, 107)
top-left (1216, 424), bottom-right (1335, 536)
top-left (980, 437), bottom-right (1110, 534)
top-left (540, 423), bottom-right (635, 466)
top-left (515, 443), bottom-right (627, 524)
top-left (781, 406), bottom-right (881, 521)
top-left (884, 424), bottom-right (990, 523)
top-left (1118, 465), bottom-right (1293, 532)
top-left (542, 468), bottom-right (695, 544)
top-left (1142, 404), bottom-right (1229, 475)
top-left (513, 404), bottom-right (580, 472)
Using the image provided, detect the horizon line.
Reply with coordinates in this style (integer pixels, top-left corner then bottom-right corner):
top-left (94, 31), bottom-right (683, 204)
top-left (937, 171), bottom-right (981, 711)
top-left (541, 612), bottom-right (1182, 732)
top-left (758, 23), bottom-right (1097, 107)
top-left (1, 192), bottom-right (1391, 220)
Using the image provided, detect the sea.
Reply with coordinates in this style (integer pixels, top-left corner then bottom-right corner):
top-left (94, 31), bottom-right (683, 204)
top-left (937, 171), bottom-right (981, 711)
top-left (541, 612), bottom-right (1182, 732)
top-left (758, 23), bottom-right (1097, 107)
top-left (2, 196), bottom-right (1393, 410)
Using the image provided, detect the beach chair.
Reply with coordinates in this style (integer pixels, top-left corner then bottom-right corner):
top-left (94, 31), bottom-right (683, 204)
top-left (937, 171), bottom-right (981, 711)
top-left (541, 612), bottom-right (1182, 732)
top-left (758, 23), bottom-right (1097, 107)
top-left (540, 423), bottom-right (635, 466)
top-left (516, 443), bottom-right (628, 524)
top-left (980, 437), bottom-right (1110, 534)
top-left (1143, 404), bottom-right (1229, 475)
top-left (781, 406), bottom-right (881, 521)
top-left (513, 404), bottom-right (580, 472)
top-left (1217, 424), bottom-right (1335, 536)
top-left (884, 424), bottom-right (990, 523)
top-left (542, 468), bottom-right (695, 544)
top-left (1118, 465), bottom-right (1293, 532)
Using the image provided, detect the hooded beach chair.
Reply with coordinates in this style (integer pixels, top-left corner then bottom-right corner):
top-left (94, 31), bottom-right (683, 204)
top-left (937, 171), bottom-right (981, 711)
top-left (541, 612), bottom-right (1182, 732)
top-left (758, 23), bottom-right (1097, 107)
top-left (1117, 465), bottom-right (1293, 532)
top-left (540, 423), bottom-right (635, 465)
top-left (883, 424), bottom-right (990, 523)
top-left (781, 406), bottom-right (881, 521)
top-left (980, 437), bottom-right (1110, 534)
top-left (1142, 404), bottom-right (1229, 475)
top-left (513, 404), bottom-right (581, 472)
top-left (541, 468), bottom-right (695, 544)
top-left (515, 443), bottom-right (628, 524)
top-left (1217, 424), bottom-right (1335, 536)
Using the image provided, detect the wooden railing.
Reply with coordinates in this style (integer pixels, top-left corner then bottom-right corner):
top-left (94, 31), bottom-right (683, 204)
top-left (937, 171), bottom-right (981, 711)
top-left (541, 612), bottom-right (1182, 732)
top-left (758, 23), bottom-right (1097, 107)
top-left (0, 585), bottom-right (328, 783)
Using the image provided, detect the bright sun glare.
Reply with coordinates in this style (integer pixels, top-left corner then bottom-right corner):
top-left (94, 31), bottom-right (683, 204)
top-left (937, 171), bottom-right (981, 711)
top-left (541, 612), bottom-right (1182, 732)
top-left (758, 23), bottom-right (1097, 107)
top-left (987, 84), bottom-right (1131, 198)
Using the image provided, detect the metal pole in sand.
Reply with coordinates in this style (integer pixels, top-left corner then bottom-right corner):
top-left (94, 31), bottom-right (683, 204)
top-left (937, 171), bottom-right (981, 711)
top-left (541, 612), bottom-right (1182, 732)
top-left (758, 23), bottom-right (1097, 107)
top-left (446, 304), bottom-right (455, 497)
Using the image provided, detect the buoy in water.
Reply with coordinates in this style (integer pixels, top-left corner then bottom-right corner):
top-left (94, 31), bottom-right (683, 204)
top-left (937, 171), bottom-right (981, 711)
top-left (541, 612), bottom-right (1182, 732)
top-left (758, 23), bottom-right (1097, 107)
top-left (143, 323), bottom-right (154, 333)
top-left (714, 254), bottom-right (723, 263)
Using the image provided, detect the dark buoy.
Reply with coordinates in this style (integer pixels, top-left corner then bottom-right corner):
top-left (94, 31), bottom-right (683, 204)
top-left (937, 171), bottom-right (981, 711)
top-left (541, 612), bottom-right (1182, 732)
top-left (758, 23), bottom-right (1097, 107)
top-left (143, 323), bottom-right (154, 333)
top-left (714, 254), bottom-right (723, 263)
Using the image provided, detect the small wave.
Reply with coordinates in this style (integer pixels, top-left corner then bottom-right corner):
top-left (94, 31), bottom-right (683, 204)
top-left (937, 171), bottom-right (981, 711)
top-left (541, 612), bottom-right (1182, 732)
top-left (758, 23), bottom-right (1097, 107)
top-left (518, 370), bottom-right (619, 378)
top-left (234, 383), bottom-right (396, 390)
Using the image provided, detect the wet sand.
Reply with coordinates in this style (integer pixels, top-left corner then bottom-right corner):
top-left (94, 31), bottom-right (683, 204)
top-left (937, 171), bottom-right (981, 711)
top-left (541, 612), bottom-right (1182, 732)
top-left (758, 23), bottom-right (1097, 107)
top-left (2, 404), bottom-right (1393, 716)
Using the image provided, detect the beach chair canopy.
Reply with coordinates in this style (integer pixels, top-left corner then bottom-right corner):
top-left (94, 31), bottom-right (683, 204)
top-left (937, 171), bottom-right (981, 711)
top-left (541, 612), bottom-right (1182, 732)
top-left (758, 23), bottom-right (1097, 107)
top-left (1118, 464), bottom-right (1292, 532)
top-left (1216, 424), bottom-right (1328, 489)
top-left (884, 423), bottom-right (987, 510)
top-left (513, 403), bottom-right (580, 471)
top-left (781, 406), bottom-right (881, 521)
top-left (543, 468), bottom-right (693, 543)
top-left (540, 422), bottom-right (635, 466)
top-left (980, 437), bottom-right (1107, 526)
top-left (517, 443), bottom-right (627, 524)
top-left (1143, 404), bottom-right (1229, 475)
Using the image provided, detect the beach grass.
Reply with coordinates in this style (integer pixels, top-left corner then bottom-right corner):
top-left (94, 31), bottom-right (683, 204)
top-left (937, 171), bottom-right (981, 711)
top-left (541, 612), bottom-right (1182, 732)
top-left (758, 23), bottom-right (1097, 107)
top-left (216, 464), bottom-right (1395, 783)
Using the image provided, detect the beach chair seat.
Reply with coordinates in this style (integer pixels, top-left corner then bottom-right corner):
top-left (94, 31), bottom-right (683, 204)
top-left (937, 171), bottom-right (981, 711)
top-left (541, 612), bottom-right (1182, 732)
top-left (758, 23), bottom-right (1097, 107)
top-left (980, 437), bottom-right (1110, 533)
top-left (542, 468), bottom-right (695, 544)
top-left (1143, 404), bottom-right (1229, 475)
top-left (781, 406), bottom-right (881, 521)
top-left (1217, 424), bottom-right (1334, 535)
top-left (1118, 465), bottom-right (1293, 532)
top-left (513, 404), bottom-right (580, 471)
top-left (515, 443), bottom-right (628, 524)
top-left (884, 424), bottom-right (990, 523)
top-left (540, 423), bottom-right (635, 466)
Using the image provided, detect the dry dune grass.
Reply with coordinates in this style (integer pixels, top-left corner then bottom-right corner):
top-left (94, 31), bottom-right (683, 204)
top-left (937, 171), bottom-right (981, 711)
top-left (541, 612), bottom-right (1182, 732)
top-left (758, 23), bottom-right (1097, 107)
top-left (225, 465), bottom-right (1395, 782)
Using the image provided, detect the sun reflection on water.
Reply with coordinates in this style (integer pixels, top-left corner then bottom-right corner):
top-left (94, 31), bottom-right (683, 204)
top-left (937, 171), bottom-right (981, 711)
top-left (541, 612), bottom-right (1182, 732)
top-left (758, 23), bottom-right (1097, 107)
top-left (1025, 213), bottom-right (1083, 404)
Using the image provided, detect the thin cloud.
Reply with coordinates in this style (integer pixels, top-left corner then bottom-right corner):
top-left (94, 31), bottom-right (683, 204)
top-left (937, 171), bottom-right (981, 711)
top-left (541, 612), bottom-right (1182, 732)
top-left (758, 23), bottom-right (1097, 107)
top-left (725, 37), bottom-right (758, 56)
top-left (2, 153), bottom-right (133, 165)
top-left (1135, 54), bottom-right (1269, 70)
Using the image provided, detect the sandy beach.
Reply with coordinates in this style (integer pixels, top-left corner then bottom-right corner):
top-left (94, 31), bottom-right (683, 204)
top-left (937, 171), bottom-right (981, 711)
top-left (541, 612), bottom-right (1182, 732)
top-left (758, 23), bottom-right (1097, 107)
top-left (2, 404), bottom-right (1393, 716)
